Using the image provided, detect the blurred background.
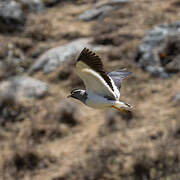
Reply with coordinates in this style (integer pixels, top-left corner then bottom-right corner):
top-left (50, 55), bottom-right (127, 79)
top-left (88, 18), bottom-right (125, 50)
top-left (0, 0), bottom-right (180, 179)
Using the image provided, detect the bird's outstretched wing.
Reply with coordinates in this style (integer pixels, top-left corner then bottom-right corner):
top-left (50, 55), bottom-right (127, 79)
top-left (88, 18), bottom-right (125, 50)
top-left (75, 48), bottom-right (118, 100)
top-left (108, 69), bottom-right (131, 90)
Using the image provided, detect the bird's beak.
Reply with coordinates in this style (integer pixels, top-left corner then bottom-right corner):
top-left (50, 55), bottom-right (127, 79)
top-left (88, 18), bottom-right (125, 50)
top-left (67, 95), bottom-right (72, 98)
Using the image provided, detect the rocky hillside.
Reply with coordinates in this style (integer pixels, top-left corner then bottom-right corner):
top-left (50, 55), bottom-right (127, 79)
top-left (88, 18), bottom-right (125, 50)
top-left (0, 0), bottom-right (180, 180)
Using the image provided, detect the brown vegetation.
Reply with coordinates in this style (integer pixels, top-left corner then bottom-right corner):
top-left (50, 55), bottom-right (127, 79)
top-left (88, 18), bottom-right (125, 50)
top-left (0, 0), bottom-right (180, 180)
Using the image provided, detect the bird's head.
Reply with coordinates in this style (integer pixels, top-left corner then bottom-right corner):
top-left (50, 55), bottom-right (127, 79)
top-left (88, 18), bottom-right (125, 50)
top-left (67, 89), bottom-right (86, 102)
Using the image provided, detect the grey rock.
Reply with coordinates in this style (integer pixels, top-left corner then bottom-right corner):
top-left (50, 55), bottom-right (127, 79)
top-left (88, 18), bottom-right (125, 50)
top-left (0, 76), bottom-right (48, 101)
top-left (171, 93), bottom-right (180, 103)
top-left (0, 0), bottom-right (44, 32)
top-left (97, 0), bottom-right (129, 7)
top-left (0, 0), bottom-right (66, 30)
top-left (78, 5), bottom-right (113, 21)
top-left (110, 0), bottom-right (128, 3)
top-left (28, 38), bottom-right (111, 74)
top-left (0, 0), bottom-right (24, 24)
top-left (135, 21), bottom-right (180, 78)
top-left (78, 0), bottom-right (128, 21)
top-left (19, 0), bottom-right (44, 12)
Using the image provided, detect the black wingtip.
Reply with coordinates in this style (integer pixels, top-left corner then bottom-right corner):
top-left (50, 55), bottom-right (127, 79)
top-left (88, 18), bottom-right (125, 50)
top-left (77, 48), bottom-right (96, 62)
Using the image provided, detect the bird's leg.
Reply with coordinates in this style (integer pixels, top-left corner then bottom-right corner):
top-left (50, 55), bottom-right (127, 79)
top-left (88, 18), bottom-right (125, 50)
top-left (112, 105), bottom-right (130, 113)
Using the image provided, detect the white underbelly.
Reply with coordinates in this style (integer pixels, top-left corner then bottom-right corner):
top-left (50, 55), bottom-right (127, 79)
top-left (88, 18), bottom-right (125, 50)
top-left (85, 93), bottom-right (115, 109)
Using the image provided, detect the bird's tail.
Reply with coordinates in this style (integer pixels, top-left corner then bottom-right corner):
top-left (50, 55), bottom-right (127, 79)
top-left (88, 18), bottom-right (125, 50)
top-left (112, 101), bottom-right (132, 112)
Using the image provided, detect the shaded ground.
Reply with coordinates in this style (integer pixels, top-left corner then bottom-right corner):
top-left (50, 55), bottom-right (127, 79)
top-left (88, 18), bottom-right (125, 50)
top-left (0, 0), bottom-right (180, 180)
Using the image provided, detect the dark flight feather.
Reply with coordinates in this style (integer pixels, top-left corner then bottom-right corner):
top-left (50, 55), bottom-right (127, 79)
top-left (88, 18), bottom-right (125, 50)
top-left (77, 48), bottom-right (114, 91)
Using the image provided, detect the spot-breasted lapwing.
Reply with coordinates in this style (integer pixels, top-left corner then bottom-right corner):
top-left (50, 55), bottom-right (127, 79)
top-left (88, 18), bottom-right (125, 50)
top-left (67, 48), bottom-right (132, 112)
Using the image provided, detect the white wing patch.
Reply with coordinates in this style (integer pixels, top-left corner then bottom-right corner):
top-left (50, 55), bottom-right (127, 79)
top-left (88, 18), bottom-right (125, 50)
top-left (109, 75), bottom-right (120, 99)
top-left (76, 61), bottom-right (118, 100)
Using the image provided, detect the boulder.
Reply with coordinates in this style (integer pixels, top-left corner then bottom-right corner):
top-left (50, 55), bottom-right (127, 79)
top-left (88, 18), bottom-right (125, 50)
top-left (28, 38), bottom-right (110, 74)
top-left (135, 21), bottom-right (180, 78)
top-left (0, 0), bottom-right (44, 32)
top-left (78, 5), bottom-right (113, 21)
top-left (78, 0), bottom-right (129, 21)
top-left (19, 0), bottom-right (44, 12)
top-left (0, 0), bottom-right (24, 25)
top-left (0, 76), bottom-right (48, 104)
top-left (171, 93), bottom-right (180, 105)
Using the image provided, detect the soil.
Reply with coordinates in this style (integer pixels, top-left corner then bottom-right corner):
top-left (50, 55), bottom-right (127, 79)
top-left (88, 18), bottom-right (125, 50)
top-left (0, 0), bottom-right (180, 180)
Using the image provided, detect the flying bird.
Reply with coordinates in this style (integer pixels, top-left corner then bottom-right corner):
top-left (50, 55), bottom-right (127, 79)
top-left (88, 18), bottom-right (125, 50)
top-left (67, 48), bottom-right (132, 112)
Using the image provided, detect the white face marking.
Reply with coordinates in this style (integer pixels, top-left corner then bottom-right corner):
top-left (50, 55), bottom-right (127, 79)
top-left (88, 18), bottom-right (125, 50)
top-left (72, 90), bottom-right (80, 93)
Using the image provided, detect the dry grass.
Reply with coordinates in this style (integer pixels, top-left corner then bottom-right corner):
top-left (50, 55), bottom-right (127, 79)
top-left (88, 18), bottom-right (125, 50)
top-left (0, 0), bottom-right (180, 179)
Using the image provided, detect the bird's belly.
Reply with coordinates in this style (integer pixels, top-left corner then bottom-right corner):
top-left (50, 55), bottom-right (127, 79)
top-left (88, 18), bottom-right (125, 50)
top-left (85, 94), bottom-right (114, 109)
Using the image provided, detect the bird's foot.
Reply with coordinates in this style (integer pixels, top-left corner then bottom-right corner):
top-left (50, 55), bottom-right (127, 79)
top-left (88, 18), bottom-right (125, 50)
top-left (112, 105), bottom-right (132, 113)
